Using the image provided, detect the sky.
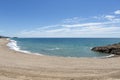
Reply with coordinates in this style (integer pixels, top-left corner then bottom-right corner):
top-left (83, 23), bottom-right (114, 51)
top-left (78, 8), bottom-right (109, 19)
top-left (0, 0), bottom-right (120, 38)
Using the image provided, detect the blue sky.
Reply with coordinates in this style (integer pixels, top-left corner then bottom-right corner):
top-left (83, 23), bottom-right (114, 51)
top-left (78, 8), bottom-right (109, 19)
top-left (0, 0), bottom-right (120, 37)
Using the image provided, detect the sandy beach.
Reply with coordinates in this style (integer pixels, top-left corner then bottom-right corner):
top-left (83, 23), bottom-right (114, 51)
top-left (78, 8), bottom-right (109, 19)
top-left (0, 38), bottom-right (120, 80)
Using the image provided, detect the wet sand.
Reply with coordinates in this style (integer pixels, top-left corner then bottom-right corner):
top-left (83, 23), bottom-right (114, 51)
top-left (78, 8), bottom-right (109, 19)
top-left (0, 38), bottom-right (120, 80)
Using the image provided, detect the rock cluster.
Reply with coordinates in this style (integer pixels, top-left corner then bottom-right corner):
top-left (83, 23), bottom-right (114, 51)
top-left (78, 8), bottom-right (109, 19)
top-left (0, 36), bottom-right (9, 38)
top-left (91, 43), bottom-right (120, 55)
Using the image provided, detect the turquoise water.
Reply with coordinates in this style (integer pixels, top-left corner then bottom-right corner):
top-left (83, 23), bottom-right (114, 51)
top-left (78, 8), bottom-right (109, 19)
top-left (12, 38), bottom-right (120, 57)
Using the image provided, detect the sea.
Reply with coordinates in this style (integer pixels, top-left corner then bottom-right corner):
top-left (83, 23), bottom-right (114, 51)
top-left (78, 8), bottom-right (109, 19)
top-left (7, 38), bottom-right (120, 58)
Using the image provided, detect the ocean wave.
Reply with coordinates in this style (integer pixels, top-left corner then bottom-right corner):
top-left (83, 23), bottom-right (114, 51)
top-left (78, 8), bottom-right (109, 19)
top-left (47, 47), bottom-right (61, 51)
top-left (7, 39), bottom-right (43, 56)
top-left (7, 39), bottom-right (20, 51)
top-left (93, 54), bottom-right (115, 59)
top-left (103, 54), bottom-right (115, 58)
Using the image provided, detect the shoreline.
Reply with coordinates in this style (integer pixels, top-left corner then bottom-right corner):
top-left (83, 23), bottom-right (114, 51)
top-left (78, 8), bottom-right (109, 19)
top-left (1, 38), bottom-right (120, 80)
top-left (7, 38), bottom-right (117, 59)
top-left (7, 38), bottom-right (44, 56)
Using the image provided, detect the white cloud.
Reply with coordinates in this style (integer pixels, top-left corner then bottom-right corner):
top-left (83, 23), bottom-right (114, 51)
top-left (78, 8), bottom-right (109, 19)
top-left (114, 10), bottom-right (120, 14)
top-left (46, 28), bottom-right (68, 33)
top-left (63, 17), bottom-right (88, 24)
top-left (104, 15), bottom-right (115, 21)
top-left (18, 22), bottom-right (120, 38)
top-left (92, 15), bottom-right (105, 20)
top-left (17, 10), bottom-right (120, 38)
top-left (62, 22), bottom-right (103, 28)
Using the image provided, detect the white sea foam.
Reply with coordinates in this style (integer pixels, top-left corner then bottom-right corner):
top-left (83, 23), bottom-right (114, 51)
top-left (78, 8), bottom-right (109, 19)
top-left (7, 39), bottom-right (43, 56)
top-left (7, 38), bottom-right (10, 41)
top-left (94, 54), bottom-right (115, 59)
top-left (47, 47), bottom-right (61, 51)
top-left (7, 39), bottom-right (20, 51)
top-left (104, 54), bottom-right (115, 58)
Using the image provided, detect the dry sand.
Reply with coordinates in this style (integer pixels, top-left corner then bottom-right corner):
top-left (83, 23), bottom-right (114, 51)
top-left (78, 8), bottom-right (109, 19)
top-left (0, 38), bottom-right (120, 80)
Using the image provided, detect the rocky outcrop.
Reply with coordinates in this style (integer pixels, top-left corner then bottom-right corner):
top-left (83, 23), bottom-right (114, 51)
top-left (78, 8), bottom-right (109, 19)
top-left (0, 36), bottom-right (9, 38)
top-left (91, 43), bottom-right (120, 55)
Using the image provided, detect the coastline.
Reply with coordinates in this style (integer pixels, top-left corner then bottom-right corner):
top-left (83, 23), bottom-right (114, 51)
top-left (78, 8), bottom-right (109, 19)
top-left (1, 38), bottom-right (120, 80)
top-left (7, 38), bottom-right (44, 56)
top-left (7, 38), bottom-right (116, 58)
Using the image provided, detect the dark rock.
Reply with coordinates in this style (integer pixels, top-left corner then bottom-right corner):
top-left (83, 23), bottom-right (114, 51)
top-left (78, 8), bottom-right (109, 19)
top-left (0, 36), bottom-right (9, 38)
top-left (91, 43), bottom-right (120, 55)
top-left (13, 37), bottom-right (18, 38)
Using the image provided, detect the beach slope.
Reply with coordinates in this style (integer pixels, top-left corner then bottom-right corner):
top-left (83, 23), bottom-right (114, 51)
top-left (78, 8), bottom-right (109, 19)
top-left (0, 38), bottom-right (120, 80)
